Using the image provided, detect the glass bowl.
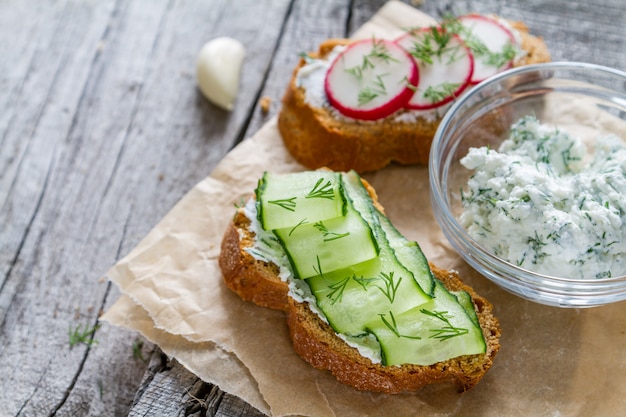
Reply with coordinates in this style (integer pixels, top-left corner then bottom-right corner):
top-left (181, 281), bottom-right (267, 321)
top-left (429, 62), bottom-right (626, 308)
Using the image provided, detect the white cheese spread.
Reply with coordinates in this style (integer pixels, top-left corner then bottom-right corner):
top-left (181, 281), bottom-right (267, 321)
top-left (460, 116), bottom-right (626, 279)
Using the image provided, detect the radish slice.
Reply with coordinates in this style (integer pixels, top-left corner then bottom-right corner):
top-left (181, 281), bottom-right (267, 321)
top-left (457, 14), bottom-right (518, 84)
top-left (396, 28), bottom-right (474, 110)
top-left (324, 39), bottom-right (418, 120)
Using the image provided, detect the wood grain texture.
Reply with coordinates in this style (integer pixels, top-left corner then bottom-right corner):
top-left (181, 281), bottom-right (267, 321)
top-left (0, 0), bottom-right (624, 416)
top-left (1, 0), bottom-right (290, 415)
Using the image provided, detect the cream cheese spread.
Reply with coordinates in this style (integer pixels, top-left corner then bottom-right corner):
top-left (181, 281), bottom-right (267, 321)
top-left (460, 115), bottom-right (626, 279)
top-left (243, 199), bottom-right (383, 363)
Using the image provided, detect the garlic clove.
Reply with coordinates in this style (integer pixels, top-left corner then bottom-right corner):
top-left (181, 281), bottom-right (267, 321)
top-left (196, 37), bottom-right (245, 111)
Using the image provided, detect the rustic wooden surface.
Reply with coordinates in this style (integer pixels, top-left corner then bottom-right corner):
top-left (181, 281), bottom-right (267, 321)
top-left (0, 0), bottom-right (623, 416)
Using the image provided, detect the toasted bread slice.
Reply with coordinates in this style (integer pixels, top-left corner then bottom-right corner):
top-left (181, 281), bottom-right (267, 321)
top-left (218, 181), bottom-right (501, 393)
top-left (277, 18), bottom-right (550, 173)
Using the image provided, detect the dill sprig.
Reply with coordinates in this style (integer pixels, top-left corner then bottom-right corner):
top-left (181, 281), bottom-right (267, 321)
top-left (312, 255), bottom-right (324, 276)
top-left (69, 323), bottom-right (101, 348)
top-left (420, 309), bottom-right (469, 341)
top-left (132, 339), bottom-right (148, 362)
top-left (352, 274), bottom-right (377, 290)
top-left (268, 197), bottom-right (296, 212)
top-left (438, 13), bottom-right (517, 69)
top-left (326, 276), bottom-right (351, 304)
top-left (368, 37), bottom-right (399, 64)
top-left (358, 86), bottom-right (379, 106)
top-left (379, 311), bottom-right (422, 339)
top-left (422, 82), bottom-right (460, 103)
top-left (485, 42), bottom-right (517, 68)
top-left (306, 178), bottom-right (335, 200)
top-left (406, 26), bottom-right (457, 65)
top-left (404, 14), bottom-right (474, 65)
top-left (527, 231), bottom-right (550, 264)
top-left (345, 65), bottom-right (363, 80)
top-left (313, 221), bottom-right (350, 242)
top-left (375, 271), bottom-right (402, 303)
top-left (358, 74), bottom-right (390, 105)
top-left (288, 218), bottom-right (308, 236)
top-left (462, 32), bottom-right (516, 69)
top-left (343, 38), bottom-right (397, 106)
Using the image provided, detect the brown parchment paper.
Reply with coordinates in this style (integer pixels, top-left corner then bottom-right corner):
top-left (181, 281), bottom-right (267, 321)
top-left (102, 2), bottom-right (626, 416)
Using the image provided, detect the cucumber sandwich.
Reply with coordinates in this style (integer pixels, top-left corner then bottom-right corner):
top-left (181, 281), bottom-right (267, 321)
top-left (219, 170), bottom-right (500, 393)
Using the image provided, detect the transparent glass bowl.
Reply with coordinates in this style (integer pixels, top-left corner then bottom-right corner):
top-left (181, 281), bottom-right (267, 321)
top-left (429, 62), bottom-right (626, 308)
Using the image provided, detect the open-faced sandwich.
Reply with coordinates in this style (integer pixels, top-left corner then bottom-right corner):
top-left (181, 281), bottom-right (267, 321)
top-left (219, 170), bottom-right (500, 393)
top-left (278, 13), bottom-right (551, 172)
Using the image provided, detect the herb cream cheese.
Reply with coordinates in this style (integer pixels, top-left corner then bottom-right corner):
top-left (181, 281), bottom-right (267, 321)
top-left (460, 115), bottom-right (626, 279)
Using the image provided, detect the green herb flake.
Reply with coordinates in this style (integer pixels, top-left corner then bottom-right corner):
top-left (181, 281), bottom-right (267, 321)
top-left (485, 42), bottom-right (517, 68)
top-left (69, 323), bottom-right (101, 348)
top-left (352, 274), bottom-right (377, 290)
top-left (345, 65), bottom-right (364, 80)
top-left (422, 82), bottom-right (460, 103)
top-left (420, 309), bottom-right (469, 341)
top-left (268, 197), bottom-right (297, 212)
top-left (326, 275), bottom-right (351, 305)
top-left (298, 51), bottom-right (314, 64)
top-left (358, 87), bottom-right (379, 106)
top-left (367, 37), bottom-right (399, 64)
top-left (379, 311), bottom-right (422, 340)
top-left (132, 338), bottom-right (148, 362)
top-left (306, 178), bottom-right (335, 200)
top-left (375, 271), bottom-right (402, 303)
top-left (313, 221), bottom-right (350, 242)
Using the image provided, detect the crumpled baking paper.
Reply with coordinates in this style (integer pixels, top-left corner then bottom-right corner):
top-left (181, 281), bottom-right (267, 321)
top-left (102, 2), bottom-right (626, 416)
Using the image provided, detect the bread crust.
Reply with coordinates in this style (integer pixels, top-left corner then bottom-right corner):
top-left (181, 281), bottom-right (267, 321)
top-left (277, 20), bottom-right (551, 173)
top-left (287, 264), bottom-right (500, 393)
top-left (218, 194), bottom-right (501, 393)
top-left (219, 212), bottom-right (290, 311)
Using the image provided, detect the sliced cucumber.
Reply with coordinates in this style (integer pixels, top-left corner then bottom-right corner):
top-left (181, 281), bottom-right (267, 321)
top-left (307, 254), bottom-right (431, 335)
top-left (376, 211), bottom-right (435, 297)
top-left (256, 171), bottom-right (346, 231)
top-left (273, 196), bottom-right (378, 279)
top-left (305, 171), bottom-right (431, 335)
top-left (366, 280), bottom-right (486, 366)
top-left (453, 290), bottom-right (480, 328)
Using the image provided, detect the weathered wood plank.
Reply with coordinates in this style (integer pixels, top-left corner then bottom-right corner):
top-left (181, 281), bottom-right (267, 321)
top-left (0, 0), bottom-right (290, 415)
top-left (245, 0), bottom-right (353, 137)
top-left (127, 353), bottom-right (266, 417)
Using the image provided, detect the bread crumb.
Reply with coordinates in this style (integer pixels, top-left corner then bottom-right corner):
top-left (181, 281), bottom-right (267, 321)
top-left (410, 0), bottom-right (424, 6)
top-left (260, 96), bottom-right (271, 114)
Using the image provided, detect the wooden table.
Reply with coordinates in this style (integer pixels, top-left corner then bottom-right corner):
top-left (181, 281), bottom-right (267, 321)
top-left (1, 0), bottom-right (623, 415)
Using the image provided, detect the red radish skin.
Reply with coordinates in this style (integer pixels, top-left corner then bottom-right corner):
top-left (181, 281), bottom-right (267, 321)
top-left (457, 14), bottom-right (518, 84)
top-left (396, 28), bottom-right (474, 110)
top-left (324, 39), bottom-right (419, 120)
